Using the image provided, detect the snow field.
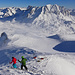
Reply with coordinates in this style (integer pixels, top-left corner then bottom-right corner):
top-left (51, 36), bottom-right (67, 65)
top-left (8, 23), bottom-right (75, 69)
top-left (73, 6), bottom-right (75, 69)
top-left (1, 54), bottom-right (75, 75)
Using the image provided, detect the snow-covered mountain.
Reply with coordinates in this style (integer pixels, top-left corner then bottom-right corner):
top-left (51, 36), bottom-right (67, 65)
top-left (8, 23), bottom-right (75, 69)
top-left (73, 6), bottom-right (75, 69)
top-left (0, 4), bottom-right (75, 75)
top-left (0, 4), bottom-right (75, 35)
top-left (0, 4), bottom-right (75, 19)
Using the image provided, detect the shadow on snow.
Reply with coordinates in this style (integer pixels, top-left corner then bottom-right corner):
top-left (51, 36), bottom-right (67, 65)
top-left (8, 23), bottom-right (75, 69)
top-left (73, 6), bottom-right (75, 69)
top-left (47, 34), bottom-right (63, 42)
top-left (53, 41), bottom-right (75, 52)
top-left (47, 35), bottom-right (75, 52)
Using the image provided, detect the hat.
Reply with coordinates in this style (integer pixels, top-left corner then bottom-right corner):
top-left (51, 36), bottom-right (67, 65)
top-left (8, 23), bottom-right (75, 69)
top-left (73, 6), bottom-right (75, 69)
top-left (21, 56), bottom-right (24, 58)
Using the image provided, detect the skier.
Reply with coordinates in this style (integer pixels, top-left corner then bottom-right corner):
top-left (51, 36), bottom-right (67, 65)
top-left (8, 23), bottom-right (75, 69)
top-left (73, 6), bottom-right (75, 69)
top-left (18, 56), bottom-right (28, 70)
top-left (10, 57), bottom-right (17, 68)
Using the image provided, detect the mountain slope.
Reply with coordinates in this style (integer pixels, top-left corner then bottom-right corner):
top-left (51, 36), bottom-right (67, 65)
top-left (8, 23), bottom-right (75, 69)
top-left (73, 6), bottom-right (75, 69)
top-left (0, 4), bottom-right (75, 35)
top-left (0, 4), bottom-right (75, 22)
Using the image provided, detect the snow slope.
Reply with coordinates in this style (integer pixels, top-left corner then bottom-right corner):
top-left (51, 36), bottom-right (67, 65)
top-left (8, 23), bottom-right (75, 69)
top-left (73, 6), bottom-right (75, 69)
top-left (0, 21), bottom-right (75, 75)
top-left (0, 4), bottom-right (75, 75)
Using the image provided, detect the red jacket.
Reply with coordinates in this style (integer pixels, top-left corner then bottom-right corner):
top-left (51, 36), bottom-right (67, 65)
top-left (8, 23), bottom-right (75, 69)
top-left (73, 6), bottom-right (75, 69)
top-left (10, 57), bottom-right (17, 64)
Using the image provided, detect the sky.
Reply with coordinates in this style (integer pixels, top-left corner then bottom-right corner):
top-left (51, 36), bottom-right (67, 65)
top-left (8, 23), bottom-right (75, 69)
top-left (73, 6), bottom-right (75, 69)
top-left (0, 0), bottom-right (74, 9)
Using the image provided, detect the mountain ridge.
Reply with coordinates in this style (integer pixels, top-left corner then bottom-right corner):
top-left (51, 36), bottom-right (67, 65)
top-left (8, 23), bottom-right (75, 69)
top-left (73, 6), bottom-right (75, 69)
top-left (0, 4), bottom-right (75, 35)
top-left (0, 4), bottom-right (75, 19)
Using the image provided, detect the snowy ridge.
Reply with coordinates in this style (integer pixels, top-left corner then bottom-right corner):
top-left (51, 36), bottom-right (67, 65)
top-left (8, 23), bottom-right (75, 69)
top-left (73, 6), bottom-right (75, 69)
top-left (0, 4), bottom-right (75, 18)
top-left (0, 4), bottom-right (75, 35)
top-left (0, 4), bottom-right (75, 21)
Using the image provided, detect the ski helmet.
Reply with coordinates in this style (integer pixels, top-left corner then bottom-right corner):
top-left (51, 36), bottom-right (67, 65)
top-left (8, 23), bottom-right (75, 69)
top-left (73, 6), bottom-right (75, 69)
top-left (21, 56), bottom-right (24, 58)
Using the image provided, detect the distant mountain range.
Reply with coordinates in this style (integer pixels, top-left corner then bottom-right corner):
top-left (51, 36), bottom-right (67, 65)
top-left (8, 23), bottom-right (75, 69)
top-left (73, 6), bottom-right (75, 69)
top-left (0, 4), bottom-right (75, 34)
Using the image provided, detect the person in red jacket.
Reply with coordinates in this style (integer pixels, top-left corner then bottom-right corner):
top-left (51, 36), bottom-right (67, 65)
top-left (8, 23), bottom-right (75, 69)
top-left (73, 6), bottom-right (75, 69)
top-left (10, 57), bottom-right (17, 68)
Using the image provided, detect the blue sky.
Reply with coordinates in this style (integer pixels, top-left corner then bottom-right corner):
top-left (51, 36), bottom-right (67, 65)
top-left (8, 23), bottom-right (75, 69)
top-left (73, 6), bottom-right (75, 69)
top-left (0, 0), bottom-right (74, 9)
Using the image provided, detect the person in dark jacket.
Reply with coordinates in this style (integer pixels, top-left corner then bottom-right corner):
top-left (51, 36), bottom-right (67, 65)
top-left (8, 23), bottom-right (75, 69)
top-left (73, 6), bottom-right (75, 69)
top-left (18, 56), bottom-right (28, 70)
top-left (10, 57), bottom-right (17, 68)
